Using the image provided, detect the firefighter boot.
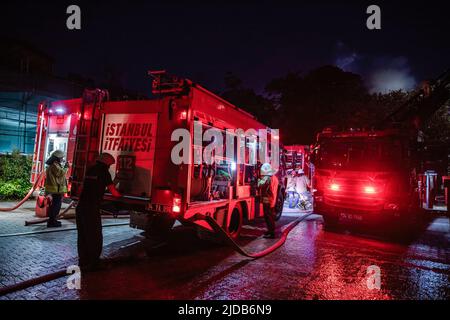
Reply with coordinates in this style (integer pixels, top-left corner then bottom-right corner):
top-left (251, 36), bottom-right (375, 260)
top-left (47, 220), bottom-right (62, 228)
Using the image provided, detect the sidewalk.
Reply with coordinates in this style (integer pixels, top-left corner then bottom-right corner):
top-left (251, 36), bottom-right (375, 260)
top-left (0, 200), bottom-right (310, 300)
top-left (0, 200), bottom-right (141, 299)
top-left (0, 200), bottom-right (128, 235)
top-left (0, 200), bottom-right (73, 235)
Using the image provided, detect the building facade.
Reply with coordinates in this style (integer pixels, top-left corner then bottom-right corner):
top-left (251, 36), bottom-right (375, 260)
top-left (0, 39), bottom-right (85, 154)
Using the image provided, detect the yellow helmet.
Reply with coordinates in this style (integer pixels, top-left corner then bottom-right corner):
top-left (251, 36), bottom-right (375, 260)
top-left (51, 150), bottom-right (65, 159)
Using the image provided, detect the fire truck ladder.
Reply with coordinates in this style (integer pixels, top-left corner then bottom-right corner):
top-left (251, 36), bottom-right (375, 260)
top-left (381, 68), bottom-right (450, 127)
top-left (70, 89), bottom-right (109, 198)
top-left (30, 102), bottom-right (47, 184)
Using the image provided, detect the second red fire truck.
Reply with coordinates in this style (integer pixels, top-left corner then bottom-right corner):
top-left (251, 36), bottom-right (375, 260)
top-left (312, 69), bottom-right (450, 228)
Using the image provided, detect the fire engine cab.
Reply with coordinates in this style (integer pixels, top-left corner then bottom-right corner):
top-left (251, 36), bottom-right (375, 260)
top-left (313, 128), bottom-right (417, 227)
top-left (32, 71), bottom-right (287, 240)
top-left (313, 69), bottom-right (450, 228)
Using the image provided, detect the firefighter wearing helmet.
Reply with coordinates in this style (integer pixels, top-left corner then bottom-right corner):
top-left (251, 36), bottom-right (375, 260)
top-left (76, 152), bottom-right (122, 272)
top-left (295, 169), bottom-right (311, 194)
top-left (44, 150), bottom-right (69, 228)
top-left (258, 162), bottom-right (279, 239)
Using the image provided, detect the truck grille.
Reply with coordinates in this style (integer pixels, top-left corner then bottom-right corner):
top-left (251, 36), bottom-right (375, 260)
top-left (323, 178), bottom-right (385, 211)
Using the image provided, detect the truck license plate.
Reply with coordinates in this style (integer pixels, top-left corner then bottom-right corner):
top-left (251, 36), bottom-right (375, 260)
top-left (339, 212), bottom-right (363, 221)
top-left (152, 204), bottom-right (169, 213)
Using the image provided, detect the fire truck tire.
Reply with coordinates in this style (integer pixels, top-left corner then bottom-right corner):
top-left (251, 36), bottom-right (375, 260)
top-left (196, 205), bottom-right (243, 243)
top-left (144, 214), bottom-right (175, 239)
top-left (226, 205), bottom-right (243, 240)
top-left (274, 187), bottom-right (285, 221)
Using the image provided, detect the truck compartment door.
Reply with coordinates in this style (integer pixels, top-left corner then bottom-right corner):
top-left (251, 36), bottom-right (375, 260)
top-left (100, 113), bottom-right (158, 197)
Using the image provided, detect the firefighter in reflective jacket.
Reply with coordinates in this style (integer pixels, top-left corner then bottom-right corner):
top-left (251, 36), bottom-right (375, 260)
top-left (76, 153), bottom-right (122, 272)
top-left (44, 150), bottom-right (68, 228)
top-left (258, 163), bottom-right (279, 239)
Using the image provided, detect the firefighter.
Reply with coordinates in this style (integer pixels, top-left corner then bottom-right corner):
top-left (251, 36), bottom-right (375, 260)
top-left (76, 153), bottom-right (122, 272)
top-left (295, 169), bottom-right (311, 194)
top-left (287, 169), bottom-right (300, 209)
top-left (295, 169), bottom-right (312, 210)
top-left (258, 163), bottom-right (279, 239)
top-left (44, 150), bottom-right (68, 228)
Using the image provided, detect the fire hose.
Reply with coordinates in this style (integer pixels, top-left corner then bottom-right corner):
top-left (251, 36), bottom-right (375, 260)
top-left (0, 269), bottom-right (68, 296)
top-left (24, 201), bottom-right (77, 226)
top-left (0, 169), bottom-right (78, 223)
top-left (0, 170), bottom-right (118, 224)
top-left (23, 206), bottom-right (130, 226)
top-left (0, 212), bottom-right (313, 296)
top-left (189, 212), bottom-right (314, 259)
top-left (0, 172), bottom-right (45, 212)
top-left (0, 222), bottom-right (130, 296)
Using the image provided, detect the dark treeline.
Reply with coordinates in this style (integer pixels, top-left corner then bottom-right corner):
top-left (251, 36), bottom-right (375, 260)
top-left (221, 65), bottom-right (449, 146)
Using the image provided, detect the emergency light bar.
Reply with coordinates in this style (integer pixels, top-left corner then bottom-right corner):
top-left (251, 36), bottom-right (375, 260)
top-left (149, 70), bottom-right (188, 95)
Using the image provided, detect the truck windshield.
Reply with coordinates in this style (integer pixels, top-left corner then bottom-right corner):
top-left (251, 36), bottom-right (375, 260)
top-left (316, 137), bottom-right (404, 171)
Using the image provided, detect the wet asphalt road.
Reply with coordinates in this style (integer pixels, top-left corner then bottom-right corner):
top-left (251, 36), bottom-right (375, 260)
top-left (74, 211), bottom-right (450, 300)
top-left (0, 203), bottom-right (449, 300)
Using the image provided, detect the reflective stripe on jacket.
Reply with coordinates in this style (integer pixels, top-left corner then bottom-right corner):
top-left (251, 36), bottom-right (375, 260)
top-left (258, 175), bottom-right (279, 208)
top-left (45, 163), bottom-right (68, 194)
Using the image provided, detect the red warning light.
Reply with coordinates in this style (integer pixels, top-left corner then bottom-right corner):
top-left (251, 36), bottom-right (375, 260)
top-left (330, 183), bottom-right (340, 191)
top-left (364, 186), bottom-right (376, 194)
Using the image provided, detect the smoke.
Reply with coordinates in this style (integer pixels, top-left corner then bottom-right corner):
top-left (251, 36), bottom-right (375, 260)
top-left (335, 41), bottom-right (361, 73)
top-left (336, 52), bottom-right (359, 71)
top-left (334, 42), bottom-right (417, 93)
top-left (368, 57), bottom-right (416, 93)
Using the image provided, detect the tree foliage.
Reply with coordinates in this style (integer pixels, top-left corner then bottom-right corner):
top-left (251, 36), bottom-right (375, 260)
top-left (0, 149), bottom-right (32, 200)
top-left (266, 65), bottom-right (371, 144)
top-left (221, 66), bottom-right (448, 146)
top-left (424, 105), bottom-right (450, 145)
top-left (221, 72), bottom-right (276, 125)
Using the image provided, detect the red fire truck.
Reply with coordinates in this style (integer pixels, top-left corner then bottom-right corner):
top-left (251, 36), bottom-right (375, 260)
top-left (313, 70), bottom-right (450, 228)
top-left (32, 72), bottom-right (287, 239)
top-left (284, 145), bottom-right (313, 179)
top-left (285, 145), bottom-right (308, 171)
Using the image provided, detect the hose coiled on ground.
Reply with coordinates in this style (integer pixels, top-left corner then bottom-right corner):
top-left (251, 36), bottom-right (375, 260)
top-left (190, 212), bottom-right (313, 259)
top-left (0, 172), bottom-right (45, 212)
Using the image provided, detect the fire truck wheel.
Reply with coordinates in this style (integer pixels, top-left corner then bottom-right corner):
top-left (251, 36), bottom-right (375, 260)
top-left (144, 214), bottom-right (176, 239)
top-left (196, 205), bottom-right (243, 243)
top-left (274, 187), bottom-right (285, 221)
top-left (226, 205), bottom-right (243, 240)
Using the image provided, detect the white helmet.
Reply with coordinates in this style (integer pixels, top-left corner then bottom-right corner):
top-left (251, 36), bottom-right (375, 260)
top-left (260, 163), bottom-right (274, 176)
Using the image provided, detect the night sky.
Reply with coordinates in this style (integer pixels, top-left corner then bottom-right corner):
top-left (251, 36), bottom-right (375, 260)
top-left (1, 0), bottom-right (449, 95)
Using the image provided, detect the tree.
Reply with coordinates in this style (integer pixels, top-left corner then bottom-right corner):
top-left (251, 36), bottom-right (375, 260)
top-left (266, 65), bottom-right (368, 144)
top-left (220, 66), bottom-right (447, 147)
top-left (424, 105), bottom-right (450, 145)
top-left (221, 72), bottom-right (275, 125)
